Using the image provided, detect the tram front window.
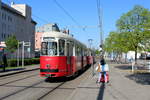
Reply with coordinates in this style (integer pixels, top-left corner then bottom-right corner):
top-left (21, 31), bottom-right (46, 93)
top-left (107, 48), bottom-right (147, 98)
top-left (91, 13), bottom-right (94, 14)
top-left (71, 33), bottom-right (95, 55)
top-left (48, 42), bottom-right (57, 56)
top-left (41, 42), bottom-right (57, 56)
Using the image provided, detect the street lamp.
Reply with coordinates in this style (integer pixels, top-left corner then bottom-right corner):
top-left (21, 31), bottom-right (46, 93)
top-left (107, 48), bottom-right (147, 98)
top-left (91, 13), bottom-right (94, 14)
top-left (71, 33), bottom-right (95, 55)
top-left (88, 39), bottom-right (94, 76)
top-left (88, 39), bottom-right (93, 50)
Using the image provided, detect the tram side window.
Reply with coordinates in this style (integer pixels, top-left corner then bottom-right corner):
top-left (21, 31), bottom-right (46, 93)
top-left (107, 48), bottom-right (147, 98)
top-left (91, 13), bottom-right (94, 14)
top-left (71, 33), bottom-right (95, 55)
top-left (59, 39), bottom-right (65, 56)
top-left (41, 42), bottom-right (47, 55)
top-left (69, 42), bottom-right (73, 56)
top-left (77, 46), bottom-right (81, 56)
top-left (75, 45), bottom-right (79, 56)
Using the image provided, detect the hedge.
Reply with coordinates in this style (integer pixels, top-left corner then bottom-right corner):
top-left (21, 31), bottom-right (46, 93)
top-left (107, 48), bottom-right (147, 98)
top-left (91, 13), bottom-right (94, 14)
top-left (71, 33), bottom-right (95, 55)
top-left (7, 58), bottom-right (40, 67)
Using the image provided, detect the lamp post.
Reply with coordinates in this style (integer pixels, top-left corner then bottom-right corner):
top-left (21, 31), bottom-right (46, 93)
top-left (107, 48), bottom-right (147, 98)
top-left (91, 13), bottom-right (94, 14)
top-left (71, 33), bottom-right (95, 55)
top-left (88, 39), bottom-right (94, 76)
top-left (88, 39), bottom-right (93, 51)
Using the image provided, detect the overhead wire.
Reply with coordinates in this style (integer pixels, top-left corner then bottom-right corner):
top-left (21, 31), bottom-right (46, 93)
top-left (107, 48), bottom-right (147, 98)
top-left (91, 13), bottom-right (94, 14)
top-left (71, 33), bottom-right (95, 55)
top-left (53, 0), bottom-right (86, 32)
top-left (4, 0), bottom-right (99, 47)
top-left (4, 0), bottom-right (96, 33)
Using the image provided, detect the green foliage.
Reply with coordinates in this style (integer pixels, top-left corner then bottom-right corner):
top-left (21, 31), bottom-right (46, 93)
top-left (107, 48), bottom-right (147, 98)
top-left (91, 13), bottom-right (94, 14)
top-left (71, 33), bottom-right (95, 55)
top-left (95, 49), bottom-right (100, 55)
top-left (104, 5), bottom-right (150, 60)
top-left (116, 5), bottom-right (150, 51)
top-left (104, 31), bottom-right (129, 54)
top-left (5, 35), bottom-right (18, 53)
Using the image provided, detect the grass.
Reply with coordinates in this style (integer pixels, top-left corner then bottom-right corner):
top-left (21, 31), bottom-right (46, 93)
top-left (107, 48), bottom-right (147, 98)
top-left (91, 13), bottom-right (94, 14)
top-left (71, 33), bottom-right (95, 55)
top-left (0, 66), bottom-right (23, 70)
top-left (132, 70), bottom-right (150, 74)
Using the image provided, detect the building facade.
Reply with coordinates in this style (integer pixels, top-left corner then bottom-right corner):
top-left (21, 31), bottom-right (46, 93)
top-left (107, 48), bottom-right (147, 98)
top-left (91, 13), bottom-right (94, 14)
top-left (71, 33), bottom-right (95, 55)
top-left (35, 23), bottom-right (60, 51)
top-left (0, 1), bottom-right (36, 57)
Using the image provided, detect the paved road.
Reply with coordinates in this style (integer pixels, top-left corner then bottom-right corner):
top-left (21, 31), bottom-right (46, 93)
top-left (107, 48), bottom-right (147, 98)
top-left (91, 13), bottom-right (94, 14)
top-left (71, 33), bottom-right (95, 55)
top-left (0, 67), bottom-right (91, 100)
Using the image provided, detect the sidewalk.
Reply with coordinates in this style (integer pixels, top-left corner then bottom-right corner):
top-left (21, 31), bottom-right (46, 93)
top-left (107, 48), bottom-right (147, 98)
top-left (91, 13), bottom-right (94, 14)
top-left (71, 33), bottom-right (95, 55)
top-left (0, 64), bottom-right (39, 77)
top-left (67, 63), bottom-right (150, 100)
top-left (67, 73), bottom-right (101, 100)
top-left (67, 62), bottom-right (103, 100)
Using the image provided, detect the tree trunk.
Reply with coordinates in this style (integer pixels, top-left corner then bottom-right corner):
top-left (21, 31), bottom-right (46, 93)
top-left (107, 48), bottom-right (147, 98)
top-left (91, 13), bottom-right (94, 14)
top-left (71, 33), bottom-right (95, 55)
top-left (135, 46), bottom-right (138, 64)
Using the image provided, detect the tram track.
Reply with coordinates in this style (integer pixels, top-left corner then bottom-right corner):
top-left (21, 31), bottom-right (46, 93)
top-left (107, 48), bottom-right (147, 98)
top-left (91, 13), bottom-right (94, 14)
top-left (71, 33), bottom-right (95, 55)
top-left (0, 65), bottom-right (92, 100)
top-left (0, 80), bottom-right (44, 100)
top-left (0, 73), bottom-right (38, 86)
top-left (37, 82), bottom-right (66, 100)
top-left (37, 67), bottom-right (91, 100)
top-left (0, 78), bottom-right (68, 100)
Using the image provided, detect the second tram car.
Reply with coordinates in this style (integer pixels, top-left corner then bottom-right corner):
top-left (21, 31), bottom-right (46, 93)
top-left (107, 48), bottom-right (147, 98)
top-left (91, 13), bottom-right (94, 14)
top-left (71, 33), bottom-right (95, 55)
top-left (40, 31), bottom-right (93, 78)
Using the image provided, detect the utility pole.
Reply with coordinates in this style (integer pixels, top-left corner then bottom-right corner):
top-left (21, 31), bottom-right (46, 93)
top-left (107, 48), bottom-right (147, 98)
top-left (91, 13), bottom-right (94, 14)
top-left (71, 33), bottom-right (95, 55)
top-left (97, 0), bottom-right (104, 56)
top-left (22, 41), bottom-right (24, 68)
top-left (100, 7), bottom-right (103, 48)
top-left (17, 42), bottom-right (19, 67)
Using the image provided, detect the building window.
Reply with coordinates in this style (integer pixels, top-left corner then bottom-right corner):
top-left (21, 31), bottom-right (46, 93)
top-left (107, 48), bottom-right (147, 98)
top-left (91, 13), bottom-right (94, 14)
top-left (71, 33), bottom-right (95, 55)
top-left (2, 13), bottom-right (4, 19)
top-left (8, 16), bottom-right (12, 22)
top-left (3, 13), bottom-right (6, 20)
top-left (4, 34), bottom-right (6, 39)
top-left (1, 34), bottom-right (3, 39)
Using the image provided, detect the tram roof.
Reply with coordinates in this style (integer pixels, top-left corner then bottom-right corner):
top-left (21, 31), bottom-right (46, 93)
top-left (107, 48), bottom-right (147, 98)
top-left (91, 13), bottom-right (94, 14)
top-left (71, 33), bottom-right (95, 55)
top-left (42, 31), bottom-right (87, 48)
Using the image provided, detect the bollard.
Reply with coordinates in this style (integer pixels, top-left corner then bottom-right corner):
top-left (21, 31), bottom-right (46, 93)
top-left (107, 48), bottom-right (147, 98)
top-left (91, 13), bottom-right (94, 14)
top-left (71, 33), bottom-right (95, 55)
top-left (148, 61), bottom-right (150, 72)
top-left (132, 61), bottom-right (135, 73)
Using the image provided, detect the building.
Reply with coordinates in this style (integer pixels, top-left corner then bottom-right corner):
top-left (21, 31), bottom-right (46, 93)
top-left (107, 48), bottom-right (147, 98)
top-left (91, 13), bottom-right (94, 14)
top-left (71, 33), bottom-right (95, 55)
top-left (35, 23), bottom-right (60, 51)
top-left (36, 23), bottom-right (60, 33)
top-left (0, 0), bottom-right (36, 57)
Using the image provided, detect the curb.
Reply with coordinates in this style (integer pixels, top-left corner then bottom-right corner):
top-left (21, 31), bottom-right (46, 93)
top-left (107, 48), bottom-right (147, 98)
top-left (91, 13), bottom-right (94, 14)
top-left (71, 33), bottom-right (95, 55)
top-left (0, 68), bottom-right (39, 77)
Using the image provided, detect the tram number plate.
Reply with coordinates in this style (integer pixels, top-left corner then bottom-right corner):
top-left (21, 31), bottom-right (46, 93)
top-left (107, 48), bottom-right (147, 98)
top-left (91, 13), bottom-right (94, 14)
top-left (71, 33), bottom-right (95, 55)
top-left (46, 74), bottom-right (52, 77)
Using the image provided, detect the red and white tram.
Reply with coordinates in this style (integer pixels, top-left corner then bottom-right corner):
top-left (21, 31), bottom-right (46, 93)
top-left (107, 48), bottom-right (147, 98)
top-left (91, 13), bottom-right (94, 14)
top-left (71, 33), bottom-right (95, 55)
top-left (40, 31), bottom-right (93, 77)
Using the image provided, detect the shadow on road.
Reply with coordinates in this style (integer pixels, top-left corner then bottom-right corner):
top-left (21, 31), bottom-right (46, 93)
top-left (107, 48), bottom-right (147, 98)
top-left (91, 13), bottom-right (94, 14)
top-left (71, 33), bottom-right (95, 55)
top-left (115, 64), bottom-right (131, 70)
top-left (97, 83), bottom-right (105, 100)
top-left (114, 64), bottom-right (150, 85)
top-left (126, 73), bottom-right (150, 85)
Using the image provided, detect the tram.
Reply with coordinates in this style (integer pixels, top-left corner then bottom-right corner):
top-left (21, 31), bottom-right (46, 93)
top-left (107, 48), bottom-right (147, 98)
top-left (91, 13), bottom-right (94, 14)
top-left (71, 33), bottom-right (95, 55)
top-left (40, 31), bottom-right (93, 77)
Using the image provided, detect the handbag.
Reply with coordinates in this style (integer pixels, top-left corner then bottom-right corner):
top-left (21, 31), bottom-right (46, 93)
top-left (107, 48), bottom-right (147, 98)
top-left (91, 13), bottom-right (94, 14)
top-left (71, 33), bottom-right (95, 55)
top-left (96, 63), bottom-right (101, 72)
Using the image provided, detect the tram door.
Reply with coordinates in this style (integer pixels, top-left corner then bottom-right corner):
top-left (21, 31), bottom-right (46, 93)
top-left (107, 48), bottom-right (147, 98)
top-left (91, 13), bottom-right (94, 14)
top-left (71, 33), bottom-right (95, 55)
top-left (66, 42), bottom-right (73, 75)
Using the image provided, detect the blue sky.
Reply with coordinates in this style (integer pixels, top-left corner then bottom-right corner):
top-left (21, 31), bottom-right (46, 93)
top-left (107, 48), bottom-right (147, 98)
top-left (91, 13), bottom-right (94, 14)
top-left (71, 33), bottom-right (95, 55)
top-left (3, 0), bottom-right (150, 49)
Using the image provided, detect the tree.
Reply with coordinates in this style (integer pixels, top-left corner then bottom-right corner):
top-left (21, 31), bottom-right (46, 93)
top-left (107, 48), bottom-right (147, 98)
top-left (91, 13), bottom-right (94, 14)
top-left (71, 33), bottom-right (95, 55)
top-left (95, 49), bottom-right (100, 55)
top-left (5, 35), bottom-right (18, 54)
top-left (116, 5), bottom-right (150, 61)
top-left (104, 31), bottom-right (129, 62)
